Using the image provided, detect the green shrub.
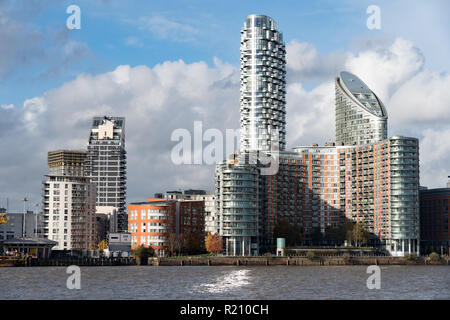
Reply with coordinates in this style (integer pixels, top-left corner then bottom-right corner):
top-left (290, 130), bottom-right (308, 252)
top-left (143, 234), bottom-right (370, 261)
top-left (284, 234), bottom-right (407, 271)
top-left (131, 245), bottom-right (154, 259)
top-left (429, 252), bottom-right (440, 261)
top-left (404, 254), bottom-right (419, 261)
top-left (342, 252), bottom-right (351, 261)
top-left (306, 251), bottom-right (315, 260)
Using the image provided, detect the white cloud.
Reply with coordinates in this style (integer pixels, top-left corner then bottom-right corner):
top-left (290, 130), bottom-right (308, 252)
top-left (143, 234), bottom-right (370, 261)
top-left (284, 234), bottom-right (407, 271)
top-left (286, 81), bottom-right (335, 147)
top-left (286, 40), bottom-right (347, 82)
top-left (285, 37), bottom-right (449, 188)
top-left (419, 128), bottom-right (450, 187)
top-left (0, 59), bottom-right (239, 209)
top-left (388, 69), bottom-right (450, 126)
top-left (134, 15), bottom-right (199, 42)
top-left (1, 35), bottom-right (449, 211)
top-left (0, 104), bottom-right (14, 110)
top-left (124, 36), bottom-right (144, 48)
top-left (345, 38), bottom-right (424, 101)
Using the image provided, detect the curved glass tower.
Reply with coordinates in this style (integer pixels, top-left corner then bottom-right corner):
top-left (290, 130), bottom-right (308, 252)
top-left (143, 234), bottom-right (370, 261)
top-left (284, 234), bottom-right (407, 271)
top-left (215, 157), bottom-right (260, 256)
top-left (335, 71), bottom-right (388, 146)
top-left (240, 14), bottom-right (286, 152)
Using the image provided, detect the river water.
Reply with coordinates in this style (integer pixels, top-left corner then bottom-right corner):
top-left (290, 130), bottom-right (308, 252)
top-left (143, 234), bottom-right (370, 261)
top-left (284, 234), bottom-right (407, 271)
top-left (0, 265), bottom-right (448, 300)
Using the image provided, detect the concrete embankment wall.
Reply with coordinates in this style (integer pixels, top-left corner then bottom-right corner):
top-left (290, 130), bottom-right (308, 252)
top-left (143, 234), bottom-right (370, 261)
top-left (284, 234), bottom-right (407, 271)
top-left (149, 256), bottom-right (450, 266)
top-left (10, 257), bottom-right (136, 267)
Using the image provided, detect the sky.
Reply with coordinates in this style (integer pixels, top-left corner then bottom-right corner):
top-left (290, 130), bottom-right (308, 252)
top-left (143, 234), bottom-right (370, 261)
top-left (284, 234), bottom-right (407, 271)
top-left (0, 0), bottom-right (449, 211)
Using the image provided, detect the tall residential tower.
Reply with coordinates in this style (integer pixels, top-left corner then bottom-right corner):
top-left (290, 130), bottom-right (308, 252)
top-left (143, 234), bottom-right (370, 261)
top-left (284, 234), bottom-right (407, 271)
top-left (87, 116), bottom-right (127, 232)
top-left (240, 14), bottom-right (286, 152)
top-left (43, 150), bottom-right (97, 250)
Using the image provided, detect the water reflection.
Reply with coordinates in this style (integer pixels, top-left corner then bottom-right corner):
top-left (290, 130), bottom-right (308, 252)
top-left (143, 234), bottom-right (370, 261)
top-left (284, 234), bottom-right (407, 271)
top-left (195, 269), bottom-right (251, 294)
top-left (0, 266), bottom-right (448, 300)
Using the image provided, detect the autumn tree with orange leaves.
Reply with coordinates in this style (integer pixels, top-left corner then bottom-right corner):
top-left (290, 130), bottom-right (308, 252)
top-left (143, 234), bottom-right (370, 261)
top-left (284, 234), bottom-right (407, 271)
top-left (205, 233), bottom-right (223, 255)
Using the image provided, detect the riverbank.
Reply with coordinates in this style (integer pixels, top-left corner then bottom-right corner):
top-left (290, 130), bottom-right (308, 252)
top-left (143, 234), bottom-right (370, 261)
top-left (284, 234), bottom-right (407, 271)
top-left (148, 256), bottom-right (449, 266)
top-left (0, 256), bottom-right (136, 267)
top-left (2, 255), bottom-right (448, 267)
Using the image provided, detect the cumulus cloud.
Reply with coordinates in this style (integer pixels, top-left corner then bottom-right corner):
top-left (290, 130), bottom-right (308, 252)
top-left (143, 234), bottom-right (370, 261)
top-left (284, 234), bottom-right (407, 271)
top-left (345, 38), bottom-right (425, 102)
top-left (286, 40), bottom-right (347, 82)
top-left (0, 58), bottom-right (240, 210)
top-left (1, 34), bottom-right (449, 211)
top-left (419, 128), bottom-right (450, 188)
top-left (388, 69), bottom-right (450, 127)
top-left (286, 81), bottom-right (335, 147)
top-left (0, 104), bottom-right (14, 110)
top-left (286, 37), bottom-right (450, 188)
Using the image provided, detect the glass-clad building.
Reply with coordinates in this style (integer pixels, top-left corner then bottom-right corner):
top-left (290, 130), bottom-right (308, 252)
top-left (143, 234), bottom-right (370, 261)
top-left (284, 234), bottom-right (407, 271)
top-left (87, 116), bottom-right (127, 232)
top-left (240, 14), bottom-right (286, 152)
top-left (215, 154), bottom-right (260, 256)
top-left (335, 71), bottom-right (388, 146)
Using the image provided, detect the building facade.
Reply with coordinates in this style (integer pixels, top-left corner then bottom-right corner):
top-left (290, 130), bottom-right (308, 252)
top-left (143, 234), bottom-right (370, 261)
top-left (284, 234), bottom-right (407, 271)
top-left (216, 136), bottom-right (420, 256)
top-left (215, 155), bottom-right (260, 256)
top-left (43, 150), bottom-right (97, 251)
top-left (128, 199), bottom-right (205, 257)
top-left (48, 150), bottom-right (87, 177)
top-left (87, 116), bottom-right (127, 232)
top-left (0, 211), bottom-right (42, 241)
top-left (419, 181), bottom-right (450, 255)
top-left (154, 190), bottom-right (218, 235)
top-left (335, 71), bottom-right (388, 146)
top-left (240, 14), bottom-right (286, 152)
top-left (215, 16), bottom-right (419, 257)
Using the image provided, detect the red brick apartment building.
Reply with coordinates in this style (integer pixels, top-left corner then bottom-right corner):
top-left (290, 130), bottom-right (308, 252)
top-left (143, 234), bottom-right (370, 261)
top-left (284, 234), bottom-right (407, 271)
top-left (128, 199), bottom-right (204, 257)
top-left (420, 181), bottom-right (450, 255)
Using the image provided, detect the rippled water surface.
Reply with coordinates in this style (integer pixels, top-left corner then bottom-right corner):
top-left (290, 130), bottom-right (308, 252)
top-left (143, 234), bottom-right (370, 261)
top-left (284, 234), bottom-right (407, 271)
top-left (0, 265), bottom-right (448, 299)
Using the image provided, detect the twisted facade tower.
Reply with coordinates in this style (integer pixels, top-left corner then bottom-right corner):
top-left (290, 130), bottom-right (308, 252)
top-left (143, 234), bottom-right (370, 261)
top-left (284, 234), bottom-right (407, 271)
top-left (240, 14), bottom-right (286, 152)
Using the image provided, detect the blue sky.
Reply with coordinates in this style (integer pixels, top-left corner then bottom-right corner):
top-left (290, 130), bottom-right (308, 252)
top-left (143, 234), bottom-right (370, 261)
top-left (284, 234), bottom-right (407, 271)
top-left (2, 0), bottom-right (448, 106)
top-left (1, 0), bottom-right (449, 210)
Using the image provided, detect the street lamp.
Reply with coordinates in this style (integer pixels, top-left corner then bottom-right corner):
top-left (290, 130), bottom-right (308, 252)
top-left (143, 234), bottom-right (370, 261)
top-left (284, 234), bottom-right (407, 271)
top-left (22, 197), bottom-right (28, 238)
top-left (34, 203), bottom-right (40, 238)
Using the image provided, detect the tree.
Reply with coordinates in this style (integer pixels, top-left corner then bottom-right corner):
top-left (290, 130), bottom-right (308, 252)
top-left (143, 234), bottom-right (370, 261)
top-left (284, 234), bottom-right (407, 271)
top-left (97, 240), bottom-right (107, 251)
top-left (306, 251), bottom-right (315, 260)
top-left (339, 222), bottom-right (354, 244)
top-left (273, 219), bottom-right (290, 241)
top-left (273, 220), bottom-right (303, 246)
top-left (429, 252), bottom-right (440, 261)
top-left (288, 223), bottom-right (303, 246)
top-left (351, 223), bottom-right (369, 247)
top-left (131, 245), bottom-right (154, 264)
top-left (167, 233), bottom-right (178, 256)
top-left (311, 227), bottom-right (324, 245)
top-left (175, 234), bottom-right (185, 256)
top-left (183, 231), bottom-right (205, 254)
top-left (205, 233), bottom-right (223, 255)
top-left (324, 225), bottom-right (340, 245)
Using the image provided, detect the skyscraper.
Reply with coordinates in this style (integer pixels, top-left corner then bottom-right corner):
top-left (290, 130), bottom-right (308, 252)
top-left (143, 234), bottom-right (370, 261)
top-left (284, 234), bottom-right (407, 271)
top-left (240, 14), bottom-right (286, 152)
top-left (335, 71), bottom-right (388, 146)
top-left (87, 116), bottom-right (127, 232)
top-left (215, 16), bottom-right (420, 257)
